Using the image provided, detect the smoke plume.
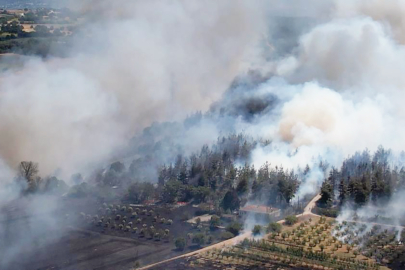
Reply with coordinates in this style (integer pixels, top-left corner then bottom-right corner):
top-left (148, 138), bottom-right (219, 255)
top-left (0, 0), bottom-right (267, 179)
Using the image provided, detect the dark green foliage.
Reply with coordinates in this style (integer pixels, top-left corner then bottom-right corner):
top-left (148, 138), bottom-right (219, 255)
top-left (252, 225), bottom-right (262, 235)
top-left (192, 186), bottom-right (210, 203)
top-left (284, 215), bottom-right (298, 225)
top-left (319, 180), bottom-right (334, 207)
top-left (192, 233), bottom-right (205, 246)
top-left (320, 147), bottom-right (398, 209)
top-left (162, 180), bottom-right (182, 203)
top-left (127, 182), bottom-right (154, 203)
top-left (266, 222), bottom-right (282, 233)
top-left (314, 207), bottom-right (338, 218)
top-left (175, 237), bottom-right (186, 250)
top-left (226, 222), bottom-right (243, 236)
top-left (236, 177), bottom-right (248, 195)
top-left (155, 134), bottom-right (300, 209)
top-left (221, 189), bottom-right (240, 211)
top-left (220, 231), bottom-right (235, 240)
top-left (210, 215), bottom-right (221, 229)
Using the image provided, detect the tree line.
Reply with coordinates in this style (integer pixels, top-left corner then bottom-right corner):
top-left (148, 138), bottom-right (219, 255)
top-left (318, 146), bottom-right (405, 208)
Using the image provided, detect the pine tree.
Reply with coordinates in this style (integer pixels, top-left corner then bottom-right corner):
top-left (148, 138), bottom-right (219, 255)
top-left (338, 178), bottom-right (347, 205)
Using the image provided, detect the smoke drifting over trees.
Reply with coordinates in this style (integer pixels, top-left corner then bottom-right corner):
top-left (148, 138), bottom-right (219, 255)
top-left (2, 0), bottom-right (405, 267)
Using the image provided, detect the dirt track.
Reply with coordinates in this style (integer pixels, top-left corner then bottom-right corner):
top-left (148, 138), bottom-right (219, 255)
top-left (138, 193), bottom-right (322, 270)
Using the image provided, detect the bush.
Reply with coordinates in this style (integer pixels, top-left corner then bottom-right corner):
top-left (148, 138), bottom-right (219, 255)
top-left (226, 222), bottom-right (243, 236)
top-left (314, 207), bottom-right (339, 218)
top-left (252, 225), bottom-right (262, 236)
top-left (285, 215), bottom-right (298, 225)
top-left (192, 233), bottom-right (206, 246)
top-left (221, 231), bottom-right (235, 240)
top-left (210, 215), bottom-right (221, 229)
top-left (266, 222), bottom-right (282, 233)
top-left (175, 237), bottom-right (186, 250)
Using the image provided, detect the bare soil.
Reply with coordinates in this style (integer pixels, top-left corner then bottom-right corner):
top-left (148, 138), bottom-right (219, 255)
top-left (0, 196), bottom-right (227, 270)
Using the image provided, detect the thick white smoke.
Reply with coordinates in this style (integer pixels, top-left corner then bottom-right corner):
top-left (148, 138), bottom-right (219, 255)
top-left (0, 0), bottom-right (267, 179)
top-left (241, 1), bottom-right (405, 198)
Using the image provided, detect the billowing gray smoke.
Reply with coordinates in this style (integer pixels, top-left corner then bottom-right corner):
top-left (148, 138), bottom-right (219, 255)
top-left (0, 0), bottom-right (268, 180)
top-left (2, 0), bottom-right (405, 265)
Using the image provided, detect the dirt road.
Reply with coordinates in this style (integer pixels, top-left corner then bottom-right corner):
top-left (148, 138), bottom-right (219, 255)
top-left (138, 193), bottom-right (322, 270)
top-left (137, 231), bottom-right (252, 270)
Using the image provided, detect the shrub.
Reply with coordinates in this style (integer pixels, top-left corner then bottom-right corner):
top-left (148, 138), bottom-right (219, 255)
top-left (252, 225), bottom-right (262, 236)
top-left (136, 218), bottom-right (141, 224)
top-left (226, 222), bottom-right (243, 236)
top-left (192, 233), bottom-right (206, 246)
top-left (266, 222), bottom-right (282, 234)
top-left (160, 218), bottom-right (166, 224)
top-left (221, 231), bottom-right (235, 240)
top-left (285, 215), bottom-right (298, 225)
top-left (210, 215), bottom-right (221, 229)
top-left (127, 207), bottom-right (133, 213)
top-left (166, 219), bottom-right (173, 225)
top-left (175, 237), bottom-right (186, 250)
top-left (131, 212), bottom-right (137, 218)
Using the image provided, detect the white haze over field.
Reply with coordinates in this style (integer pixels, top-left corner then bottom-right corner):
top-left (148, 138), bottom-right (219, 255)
top-left (0, 1), bottom-right (405, 210)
